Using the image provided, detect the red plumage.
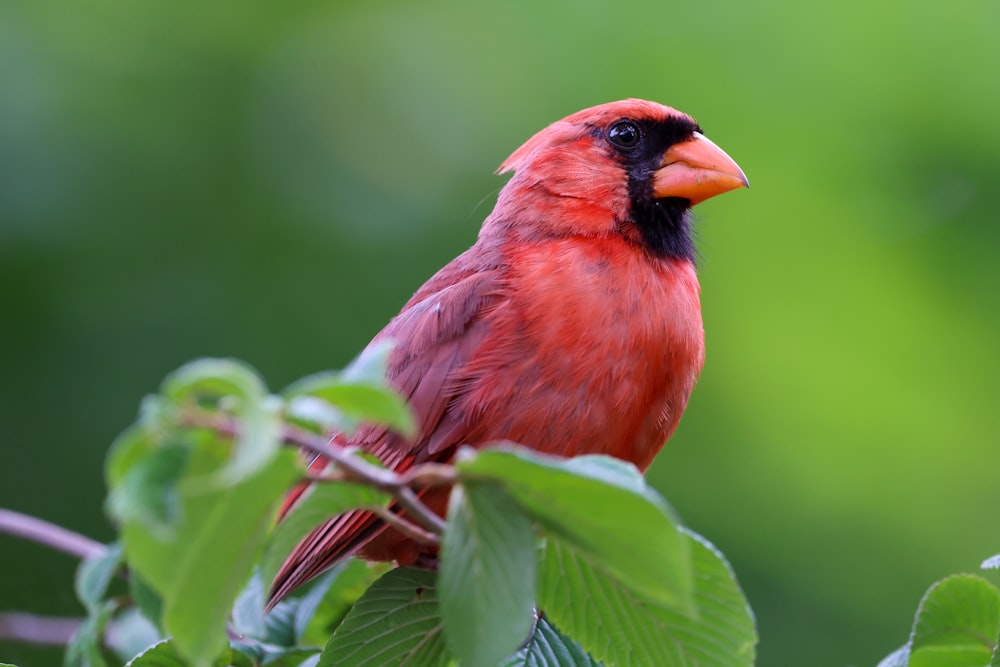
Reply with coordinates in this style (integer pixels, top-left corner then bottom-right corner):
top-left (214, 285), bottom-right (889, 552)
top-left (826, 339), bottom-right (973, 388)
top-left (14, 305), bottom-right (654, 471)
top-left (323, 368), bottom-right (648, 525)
top-left (268, 99), bottom-right (747, 606)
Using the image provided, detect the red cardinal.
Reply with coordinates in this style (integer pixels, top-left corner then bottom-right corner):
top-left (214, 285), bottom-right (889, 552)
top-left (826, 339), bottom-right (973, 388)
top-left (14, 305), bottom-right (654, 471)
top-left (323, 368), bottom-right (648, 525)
top-left (269, 98), bottom-right (747, 605)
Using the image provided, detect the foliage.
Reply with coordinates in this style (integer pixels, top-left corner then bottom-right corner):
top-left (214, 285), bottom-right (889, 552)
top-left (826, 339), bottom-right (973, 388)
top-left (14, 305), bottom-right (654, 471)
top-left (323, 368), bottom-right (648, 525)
top-left (3, 353), bottom-right (758, 667)
top-left (877, 569), bottom-right (1000, 667)
top-left (6, 352), bottom-right (1000, 667)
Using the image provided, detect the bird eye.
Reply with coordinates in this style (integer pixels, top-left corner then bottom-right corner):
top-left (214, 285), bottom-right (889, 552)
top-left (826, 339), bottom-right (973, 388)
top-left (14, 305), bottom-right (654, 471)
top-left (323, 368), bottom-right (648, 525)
top-left (607, 120), bottom-right (642, 149)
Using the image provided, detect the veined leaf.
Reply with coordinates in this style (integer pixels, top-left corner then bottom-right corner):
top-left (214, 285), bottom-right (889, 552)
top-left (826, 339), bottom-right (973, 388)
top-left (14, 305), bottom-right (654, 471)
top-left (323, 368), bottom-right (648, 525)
top-left (296, 559), bottom-right (391, 648)
top-left (318, 567), bottom-right (450, 667)
top-left (538, 529), bottom-right (756, 667)
top-left (907, 574), bottom-right (1000, 667)
top-left (456, 445), bottom-right (693, 613)
top-left (499, 615), bottom-right (604, 667)
top-left (439, 484), bottom-right (535, 667)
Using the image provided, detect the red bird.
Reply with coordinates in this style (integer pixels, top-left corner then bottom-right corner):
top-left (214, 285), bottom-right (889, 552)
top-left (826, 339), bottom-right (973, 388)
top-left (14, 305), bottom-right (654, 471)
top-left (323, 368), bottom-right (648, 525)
top-left (269, 98), bottom-right (747, 605)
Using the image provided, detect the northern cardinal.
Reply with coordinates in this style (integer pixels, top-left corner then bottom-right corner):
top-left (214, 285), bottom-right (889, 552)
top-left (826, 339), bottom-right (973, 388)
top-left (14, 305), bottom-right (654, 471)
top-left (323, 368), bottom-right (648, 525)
top-left (269, 98), bottom-right (747, 605)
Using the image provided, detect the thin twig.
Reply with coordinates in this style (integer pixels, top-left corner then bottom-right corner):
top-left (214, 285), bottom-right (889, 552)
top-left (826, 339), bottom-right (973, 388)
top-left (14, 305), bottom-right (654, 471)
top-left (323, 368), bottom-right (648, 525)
top-left (178, 410), bottom-right (399, 487)
top-left (395, 487), bottom-right (447, 534)
top-left (178, 409), bottom-right (451, 535)
top-left (399, 463), bottom-right (458, 488)
top-left (368, 506), bottom-right (441, 547)
top-left (308, 461), bottom-right (457, 489)
top-left (306, 471), bottom-right (349, 484)
top-left (0, 509), bottom-right (105, 561)
top-left (0, 612), bottom-right (83, 646)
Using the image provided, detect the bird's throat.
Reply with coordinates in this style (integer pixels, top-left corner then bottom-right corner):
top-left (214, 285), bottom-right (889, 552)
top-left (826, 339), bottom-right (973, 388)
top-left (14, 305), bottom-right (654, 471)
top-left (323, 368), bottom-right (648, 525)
top-left (627, 195), bottom-right (696, 263)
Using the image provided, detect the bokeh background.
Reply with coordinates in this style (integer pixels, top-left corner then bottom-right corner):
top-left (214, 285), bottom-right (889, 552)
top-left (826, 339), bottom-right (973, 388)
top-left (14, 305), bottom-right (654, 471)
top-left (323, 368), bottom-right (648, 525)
top-left (2, 0), bottom-right (998, 665)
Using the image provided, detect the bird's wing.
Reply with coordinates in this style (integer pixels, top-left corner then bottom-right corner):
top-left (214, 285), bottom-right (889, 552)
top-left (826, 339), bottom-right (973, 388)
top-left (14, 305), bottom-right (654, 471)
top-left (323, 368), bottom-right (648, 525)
top-left (357, 253), bottom-right (502, 464)
top-left (268, 251), bottom-right (502, 605)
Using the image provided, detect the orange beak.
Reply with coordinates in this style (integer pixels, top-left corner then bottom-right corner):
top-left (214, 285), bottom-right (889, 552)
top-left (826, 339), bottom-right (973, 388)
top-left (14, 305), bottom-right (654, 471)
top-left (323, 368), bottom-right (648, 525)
top-left (652, 132), bottom-right (749, 205)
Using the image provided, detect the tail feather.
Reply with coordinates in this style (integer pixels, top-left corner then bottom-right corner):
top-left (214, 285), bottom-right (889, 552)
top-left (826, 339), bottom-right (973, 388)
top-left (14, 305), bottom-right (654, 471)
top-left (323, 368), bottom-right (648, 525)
top-left (266, 507), bottom-right (384, 610)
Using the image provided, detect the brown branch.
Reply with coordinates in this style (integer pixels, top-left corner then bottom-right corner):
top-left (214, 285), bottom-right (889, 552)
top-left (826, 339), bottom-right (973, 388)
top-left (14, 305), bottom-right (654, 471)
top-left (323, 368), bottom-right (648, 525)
top-left (0, 509), bottom-right (105, 561)
top-left (395, 487), bottom-right (447, 534)
top-left (0, 612), bottom-right (83, 646)
top-left (399, 463), bottom-right (458, 488)
top-left (368, 506), bottom-right (441, 547)
top-left (308, 461), bottom-right (458, 490)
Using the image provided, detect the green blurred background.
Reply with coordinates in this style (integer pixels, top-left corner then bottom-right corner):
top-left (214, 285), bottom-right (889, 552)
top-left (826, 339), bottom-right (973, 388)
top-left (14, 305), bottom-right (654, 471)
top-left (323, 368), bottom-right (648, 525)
top-left (2, 0), bottom-right (998, 665)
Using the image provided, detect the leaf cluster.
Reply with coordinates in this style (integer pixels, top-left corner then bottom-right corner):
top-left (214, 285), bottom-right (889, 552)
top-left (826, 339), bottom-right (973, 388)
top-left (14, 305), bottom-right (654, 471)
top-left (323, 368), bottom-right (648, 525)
top-left (17, 349), bottom-right (758, 667)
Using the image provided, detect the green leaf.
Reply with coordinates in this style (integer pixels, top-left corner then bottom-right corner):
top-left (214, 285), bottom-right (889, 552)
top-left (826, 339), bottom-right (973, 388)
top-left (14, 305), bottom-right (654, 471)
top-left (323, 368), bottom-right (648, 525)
top-left (232, 571), bottom-right (302, 647)
top-left (120, 439), bottom-right (300, 667)
top-left (264, 601), bottom-right (301, 648)
top-left (284, 343), bottom-right (415, 438)
top-left (229, 640), bottom-right (319, 666)
top-left (125, 639), bottom-right (257, 667)
top-left (456, 446), bottom-right (693, 612)
top-left (264, 649), bottom-right (321, 666)
top-left (558, 455), bottom-right (650, 494)
top-left (538, 529), bottom-right (756, 667)
top-left (260, 482), bottom-right (389, 589)
top-left (130, 570), bottom-right (164, 631)
top-left (162, 358), bottom-right (267, 403)
top-left (105, 423), bottom-right (158, 488)
top-left (105, 607), bottom-right (163, 664)
top-left (162, 358), bottom-right (282, 484)
top-left (318, 567), bottom-right (451, 667)
top-left (876, 647), bottom-right (910, 667)
top-left (125, 640), bottom-right (186, 667)
top-left (284, 378), bottom-right (415, 439)
top-left (232, 571), bottom-right (268, 641)
top-left (291, 567), bottom-right (340, 644)
top-left (297, 559), bottom-right (391, 647)
top-left (284, 395), bottom-right (349, 433)
top-left (75, 543), bottom-right (122, 612)
top-left (499, 615), bottom-right (604, 667)
top-left (906, 574), bottom-right (1000, 667)
top-left (340, 341), bottom-right (394, 385)
top-left (65, 601), bottom-right (115, 667)
top-left (439, 484), bottom-right (536, 667)
top-left (107, 441), bottom-right (190, 536)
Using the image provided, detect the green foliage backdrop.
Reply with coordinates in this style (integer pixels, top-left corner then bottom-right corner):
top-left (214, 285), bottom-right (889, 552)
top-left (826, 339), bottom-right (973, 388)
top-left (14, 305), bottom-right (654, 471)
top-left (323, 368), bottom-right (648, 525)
top-left (1, 0), bottom-right (998, 665)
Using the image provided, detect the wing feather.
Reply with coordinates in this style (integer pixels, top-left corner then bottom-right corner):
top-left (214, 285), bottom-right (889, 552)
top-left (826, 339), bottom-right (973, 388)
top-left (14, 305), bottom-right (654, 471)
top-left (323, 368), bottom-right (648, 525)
top-left (268, 251), bottom-right (503, 605)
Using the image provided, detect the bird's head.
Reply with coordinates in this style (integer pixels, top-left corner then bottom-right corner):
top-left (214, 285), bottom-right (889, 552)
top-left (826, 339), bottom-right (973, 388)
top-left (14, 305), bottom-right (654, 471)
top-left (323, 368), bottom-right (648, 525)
top-left (491, 98), bottom-right (748, 261)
